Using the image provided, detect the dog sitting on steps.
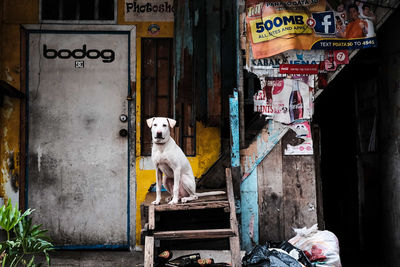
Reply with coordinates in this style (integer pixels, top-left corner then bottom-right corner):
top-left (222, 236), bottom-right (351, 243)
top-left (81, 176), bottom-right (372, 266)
top-left (147, 117), bottom-right (225, 205)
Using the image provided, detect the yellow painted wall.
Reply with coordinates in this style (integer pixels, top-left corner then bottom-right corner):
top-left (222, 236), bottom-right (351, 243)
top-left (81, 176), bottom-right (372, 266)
top-left (0, 0), bottom-right (221, 247)
top-left (0, 0), bottom-right (38, 206)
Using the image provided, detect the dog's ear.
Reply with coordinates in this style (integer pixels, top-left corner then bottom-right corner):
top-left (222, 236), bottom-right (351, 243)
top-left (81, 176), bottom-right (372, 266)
top-left (167, 118), bottom-right (177, 128)
top-left (146, 117), bottom-right (155, 128)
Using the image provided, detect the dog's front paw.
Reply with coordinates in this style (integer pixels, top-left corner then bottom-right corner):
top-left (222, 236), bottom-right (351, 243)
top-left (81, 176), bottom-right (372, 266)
top-left (152, 199), bottom-right (161, 205)
top-left (168, 198), bottom-right (179, 205)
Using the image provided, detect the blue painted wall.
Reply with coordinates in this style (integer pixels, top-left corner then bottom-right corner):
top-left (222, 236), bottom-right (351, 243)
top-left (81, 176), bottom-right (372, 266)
top-left (240, 168), bottom-right (259, 251)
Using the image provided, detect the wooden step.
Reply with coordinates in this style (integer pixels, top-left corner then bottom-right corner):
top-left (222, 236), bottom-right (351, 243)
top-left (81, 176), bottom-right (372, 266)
top-left (154, 200), bottom-right (230, 212)
top-left (144, 168), bottom-right (241, 267)
top-left (153, 228), bottom-right (235, 240)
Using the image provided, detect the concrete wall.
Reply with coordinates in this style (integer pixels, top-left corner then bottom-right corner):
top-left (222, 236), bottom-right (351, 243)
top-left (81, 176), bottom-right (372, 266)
top-left (378, 9), bottom-right (400, 265)
top-left (0, 0), bottom-right (222, 248)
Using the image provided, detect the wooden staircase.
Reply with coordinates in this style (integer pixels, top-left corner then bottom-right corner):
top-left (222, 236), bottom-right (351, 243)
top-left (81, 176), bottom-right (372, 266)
top-left (143, 168), bottom-right (241, 266)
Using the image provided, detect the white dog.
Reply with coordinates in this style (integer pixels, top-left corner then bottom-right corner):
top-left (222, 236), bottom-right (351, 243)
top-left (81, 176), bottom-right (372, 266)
top-left (147, 117), bottom-right (225, 205)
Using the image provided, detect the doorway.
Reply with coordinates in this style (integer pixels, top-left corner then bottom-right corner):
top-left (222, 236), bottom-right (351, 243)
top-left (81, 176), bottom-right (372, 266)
top-left (25, 25), bottom-right (136, 249)
top-left (314, 48), bottom-right (383, 265)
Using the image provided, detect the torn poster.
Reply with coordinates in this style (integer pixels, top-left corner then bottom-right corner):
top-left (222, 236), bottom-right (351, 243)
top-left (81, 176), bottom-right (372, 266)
top-left (254, 78), bottom-right (313, 124)
top-left (284, 121), bottom-right (314, 155)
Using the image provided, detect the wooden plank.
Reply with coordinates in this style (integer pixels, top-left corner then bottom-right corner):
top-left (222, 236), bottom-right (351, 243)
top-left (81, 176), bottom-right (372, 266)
top-left (144, 236), bottom-right (154, 267)
top-left (192, 0), bottom-right (207, 122)
top-left (206, 0), bottom-right (222, 125)
top-left (154, 201), bottom-right (229, 212)
top-left (148, 205), bottom-right (155, 230)
top-left (225, 168), bottom-right (242, 267)
top-left (226, 169), bottom-right (238, 231)
top-left (143, 191), bottom-right (227, 206)
top-left (230, 236), bottom-right (242, 267)
top-left (153, 229), bottom-right (234, 240)
top-left (257, 139), bottom-right (284, 243)
top-left (282, 130), bottom-right (318, 239)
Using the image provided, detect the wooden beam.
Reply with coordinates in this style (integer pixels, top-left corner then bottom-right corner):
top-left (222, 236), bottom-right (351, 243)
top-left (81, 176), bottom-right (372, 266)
top-left (144, 236), bottom-right (154, 267)
top-left (153, 229), bottom-right (234, 240)
top-left (0, 80), bottom-right (25, 98)
top-left (257, 139), bottom-right (284, 243)
top-left (148, 205), bottom-right (155, 230)
top-left (226, 168), bottom-right (242, 267)
top-left (154, 200), bottom-right (229, 212)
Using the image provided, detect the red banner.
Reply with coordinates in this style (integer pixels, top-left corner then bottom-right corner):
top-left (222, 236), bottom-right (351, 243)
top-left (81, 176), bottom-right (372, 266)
top-left (279, 64), bottom-right (319, 74)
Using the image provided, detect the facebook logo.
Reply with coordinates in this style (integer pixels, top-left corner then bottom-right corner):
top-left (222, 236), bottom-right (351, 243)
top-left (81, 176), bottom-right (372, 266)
top-left (312, 11), bottom-right (335, 34)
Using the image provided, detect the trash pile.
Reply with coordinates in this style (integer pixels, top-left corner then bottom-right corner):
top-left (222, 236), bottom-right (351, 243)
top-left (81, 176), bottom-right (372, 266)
top-left (243, 224), bottom-right (342, 267)
top-left (155, 251), bottom-right (231, 267)
top-left (154, 224), bottom-right (341, 267)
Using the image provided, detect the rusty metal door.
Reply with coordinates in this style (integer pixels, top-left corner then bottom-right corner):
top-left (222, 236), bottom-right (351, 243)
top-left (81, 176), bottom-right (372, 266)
top-left (25, 26), bottom-right (135, 248)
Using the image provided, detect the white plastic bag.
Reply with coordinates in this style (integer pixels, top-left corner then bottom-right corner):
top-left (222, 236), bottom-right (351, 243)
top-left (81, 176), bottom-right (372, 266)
top-left (288, 224), bottom-right (342, 267)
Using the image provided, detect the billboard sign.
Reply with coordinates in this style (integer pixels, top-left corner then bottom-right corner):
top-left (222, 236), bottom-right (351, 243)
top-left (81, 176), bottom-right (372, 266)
top-left (247, 0), bottom-right (378, 58)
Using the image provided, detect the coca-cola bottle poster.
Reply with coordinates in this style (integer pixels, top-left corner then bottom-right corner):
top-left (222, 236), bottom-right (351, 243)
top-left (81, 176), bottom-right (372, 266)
top-left (271, 78), bottom-right (312, 124)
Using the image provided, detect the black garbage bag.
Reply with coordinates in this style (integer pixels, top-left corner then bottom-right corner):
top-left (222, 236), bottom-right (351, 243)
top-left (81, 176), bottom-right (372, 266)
top-left (242, 244), bottom-right (302, 267)
top-left (277, 241), bottom-right (313, 267)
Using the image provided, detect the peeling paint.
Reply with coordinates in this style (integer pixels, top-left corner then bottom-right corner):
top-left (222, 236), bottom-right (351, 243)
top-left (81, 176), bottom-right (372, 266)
top-left (5, 67), bottom-right (14, 82)
top-left (241, 121), bottom-right (289, 180)
top-left (229, 91), bottom-right (240, 167)
top-left (249, 214), bottom-right (255, 242)
top-left (3, 98), bottom-right (14, 119)
top-left (241, 169), bottom-right (259, 251)
top-left (1, 150), bottom-right (19, 204)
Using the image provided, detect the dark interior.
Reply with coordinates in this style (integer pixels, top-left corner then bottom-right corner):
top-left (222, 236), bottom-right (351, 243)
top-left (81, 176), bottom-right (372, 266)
top-left (314, 46), bottom-right (383, 266)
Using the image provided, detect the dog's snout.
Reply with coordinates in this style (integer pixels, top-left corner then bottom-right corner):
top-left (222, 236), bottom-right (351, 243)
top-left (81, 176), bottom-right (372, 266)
top-left (156, 132), bottom-right (162, 138)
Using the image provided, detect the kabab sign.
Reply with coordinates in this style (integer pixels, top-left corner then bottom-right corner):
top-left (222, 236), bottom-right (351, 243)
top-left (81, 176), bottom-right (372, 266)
top-left (125, 0), bottom-right (174, 22)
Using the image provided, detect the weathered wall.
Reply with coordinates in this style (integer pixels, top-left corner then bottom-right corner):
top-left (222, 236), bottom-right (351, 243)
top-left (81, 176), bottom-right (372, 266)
top-left (240, 127), bottom-right (318, 251)
top-left (378, 9), bottom-right (400, 265)
top-left (0, 0), bottom-right (223, 248)
top-left (0, 0), bottom-right (38, 207)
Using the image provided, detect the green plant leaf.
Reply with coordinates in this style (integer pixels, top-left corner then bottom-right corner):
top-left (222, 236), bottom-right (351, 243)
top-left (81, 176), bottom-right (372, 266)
top-left (0, 202), bottom-right (52, 266)
top-left (27, 255), bottom-right (35, 267)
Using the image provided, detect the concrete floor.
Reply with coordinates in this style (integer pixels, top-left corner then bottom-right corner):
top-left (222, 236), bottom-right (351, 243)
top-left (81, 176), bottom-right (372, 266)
top-left (39, 249), bottom-right (236, 266)
top-left (37, 251), bottom-right (144, 267)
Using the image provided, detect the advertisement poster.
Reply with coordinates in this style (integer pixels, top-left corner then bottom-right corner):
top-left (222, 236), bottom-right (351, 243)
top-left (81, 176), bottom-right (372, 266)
top-left (279, 64), bottom-right (319, 74)
top-left (324, 50), bottom-right (349, 71)
top-left (247, 0), bottom-right (377, 58)
top-left (284, 121), bottom-right (314, 155)
top-left (247, 49), bottom-right (325, 71)
top-left (254, 78), bottom-right (313, 124)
